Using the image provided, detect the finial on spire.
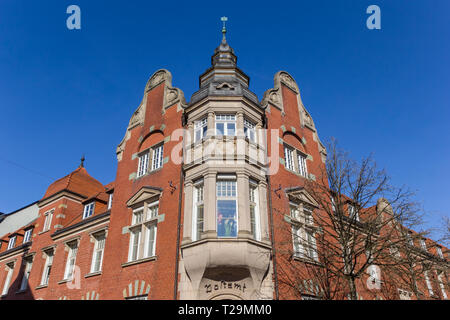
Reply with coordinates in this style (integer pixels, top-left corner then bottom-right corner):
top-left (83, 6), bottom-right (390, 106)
top-left (80, 154), bottom-right (85, 168)
top-left (221, 16), bottom-right (228, 41)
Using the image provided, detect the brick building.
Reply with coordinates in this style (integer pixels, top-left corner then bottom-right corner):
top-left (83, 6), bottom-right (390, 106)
top-left (0, 27), bottom-right (448, 301)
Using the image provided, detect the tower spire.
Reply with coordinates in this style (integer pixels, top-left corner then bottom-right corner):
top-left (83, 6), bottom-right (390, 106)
top-left (221, 16), bottom-right (228, 42)
top-left (79, 154), bottom-right (85, 168)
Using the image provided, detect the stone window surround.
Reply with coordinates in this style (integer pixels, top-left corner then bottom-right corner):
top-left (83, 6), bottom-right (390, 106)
top-left (283, 142), bottom-right (308, 177)
top-left (182, 167), bottom-right (269, 245)
top-left (186, 108), bottom-right (263, 148)
top-left (136, 142), bottom-right (164, 178)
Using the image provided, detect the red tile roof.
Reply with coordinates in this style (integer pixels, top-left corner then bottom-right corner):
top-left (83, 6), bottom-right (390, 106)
top-left (41, 166), bottom-right (105, 200)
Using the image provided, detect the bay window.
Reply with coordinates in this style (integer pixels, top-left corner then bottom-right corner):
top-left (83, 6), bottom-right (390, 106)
top-left (216, 176), bottom-right (237, 238)
top-left (194, 117), bottom-right (207, 142)
top-left (192, 181), bottom-right (204, 241)
top-left (244, 119), bottom-right (256, 142)
top-left (249, 180), bottom-right (261, 241)
top-left (215, 114), bottom-right (236, 136)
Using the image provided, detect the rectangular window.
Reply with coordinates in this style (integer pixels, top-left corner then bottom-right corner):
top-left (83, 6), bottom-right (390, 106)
top-left (41, 250), bottom-right (54, 286)
top-left (284, 146), bottom-right (295, 171)
top-left (304, 207), bottom-right (313, 225)
top-left (129, 228), bottom-right (141, 262)
top-left (420, 239), bottom-right (427, 251)
top-left (306, 231), bottom-right (318, 261)
top-left (216, 178), bottom-right (237, 238)
top-left (144, 224), bottom-right (157, 258)
top-left (244, 119), bottom-right (256, 142)
top-left (108, 193), bottom-right (113, 210)
top-left (147, 202), bottom-right (159, 220)
top-left (91, 233), bottom-right (106, 273)
top-left (2, 263), bottom-right (14, 296)
top-left (133, 209), bottom-right (144, 225)
top-left (137, 152), bottom-right (149, 177)
top-left (43, 210), bottom-right (53, 232)
top-left (249, 181), bottom-right (261, 241)
top-left (192, 182), bottom-right (204, 242)
top-left (7, 236), bottom-right (16, 250)
top-left (348, 204), bottom-right (359, 221)
top-left (437, 272), bottom-right (448, 299)
top-left (437, 247), bottom-right (444, 259)
top-left (290, 203), bottom-right (300, 220)
top-left (406, 232), bottom-right (414, 246)
top-left (151, 144), bottom-right (164, 171)
top-left (292, 226), bottom-right (304, 257)
top-left (298, 153), bottom-right (308, 177)
top-left (215, 114), bottom-right (236, 136)
top-left (425, 271), bottom-right (434, 296)
top-left (63, 241), bottom-right (78, 280)
top-left (24, 229), bottom-right (33, 243)
top-left (194, 117), bottom-right (207, 142)
top-left (83, 202), bottom-right (95, 219)
top-left (19, 259), bottom-right (33, 291)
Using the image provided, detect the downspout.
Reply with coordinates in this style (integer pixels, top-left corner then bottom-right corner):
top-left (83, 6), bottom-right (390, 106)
top-left (264, 113), bottom-right (279, 300)
top-left (174, 112), bottom-right (187, 300)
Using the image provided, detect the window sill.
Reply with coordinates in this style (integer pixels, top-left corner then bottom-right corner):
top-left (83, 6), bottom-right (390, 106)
top-left (15, 289), bottom-right (27, 294)
top-left (121, 256), bottom-right (157, 268)
top-left (85, 271), bottom-right (102, 278)
top-left (35, 284), bottom-right (48, 290)
top-left (135, 167), bottom-right (163, 181)
top-left (57, 279), bottom-right (71, 285)
top-left (38, 230), bottom-right (50, 235)
top-left (293, 255), bottom-right (322, 266)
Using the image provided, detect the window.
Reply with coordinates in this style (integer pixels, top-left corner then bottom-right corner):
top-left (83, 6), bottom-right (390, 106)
top-left (406, 232), bottom-right (414, 246)
top-left (194, 117), bottom-right (207, 142)
top-left (42, 210), bottom-right (54, 232)
top-left (297, 153), bottom-right (307, 177)
top-left (292, 225), bottom-right (304, 257)
top-left (215, 114), bottom-right (236, 136)
top-left (249, 181), bottom-right (261, 241)
top-left (290, 203), bottom-right (300, 220)
top-left (216, 177), bottom-right (237, 238)
top-left (437, 272), bottom-right (448, 299)
top-left (24, 229), bottom-right (33, 243)
top-left (83, 202), bottom-right (95, 219)
top-left (192, 181), bottom-right (204, 242)
top-left (137, 152), bottom-right (149, 177)
top-left (128, 202), bottom-right (159, 262)
top-left (304, 206), bottom-right (314, 225)
top-left (244, 119), bottom-right (256, 142)
top-left (151, 144), bottom-right (164, 171)
top-left (331, 196), bottom-right (337, 213)
top-left (63, 241), bottom-right (78, 280)
top-left (284, 146), bottom-right (295, 171)
top-left (306, 231), bottom-right (318, 260)
top-left (19, 258), bottom-right (33, 291)
top-left (420, 239), bottom-right (427, 251)
top-left (437, 247), bottom-right (444, 259)
top-left (424, 271), bottom-right (434, 296)
top-left (348, 204), bottom-right (359, 221)
top-left (91, 233), bottom-right (106, 273)
top-left (41, 249), bottom-right (54, 286)
top-left (108, 193), bottom-right (113, 210)
top-left (7, 236), bottom-right (16, 250)
top-left (1, 262), bottom-right (14, 296)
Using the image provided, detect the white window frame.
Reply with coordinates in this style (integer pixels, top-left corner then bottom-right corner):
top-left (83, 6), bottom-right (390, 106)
top-left (42, 210), bottom-right (54, 232)
top-left (151, 144), bottom-right (164, 171)
top-left (83, 202), bottom-right (95, 219)
top-left (284, 146), bottom-right (295, 171)
top-left (297, 152), bottom-right (308, 177)
top-left (63, 240), bottom-right (78, 280)
top-left (292, 225), bottom-right (304, 257)
top-left (437, 272), bottom-right (448, 299)
top-left (23, 229), bottom-right (33, 243)
top-left (420, 239), bottom-right (427, 251)
top-left (437, 247), bottom-right (444, 259)
top-left (216, 176), bottom-right (238, 238)
top-left (108, 193), bottom-right (113, 210)
top-left (244, 119), bottom-right (256, 142)
top-left (192, 181), bottom-right (204, 242)
top-left (41, 249), bottom-right (54, 286)
top-left (128, 202), bottom-right (159, 262)
top-left (2, 262), bottom-right (14, 296)
top-left (144, 201), bottom-right (158, 258)
top-left (194, 117), bottom-right (207, 142)
top-left (215, 114), bottom-right (236, 136)
top-left (306, 230), bottom-right (318, 261)
top-left (137, 152), bottom-right (149, 177)
top-left (249, 180), bottom-right (261, 241)
top-left (19, 258), bottom-right (33, 291)
top-left (7, 236), bottom-right (16, 250)
top-left (90, 232), bottom-right (106, 273)
top-left (424, 270), bottom-right (434, 296)
top-left (348, 204), bottom-right (359, 221)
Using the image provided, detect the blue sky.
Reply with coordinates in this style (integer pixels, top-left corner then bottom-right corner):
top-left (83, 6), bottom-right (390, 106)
top-left (0, 1), bottom-right (448, 239)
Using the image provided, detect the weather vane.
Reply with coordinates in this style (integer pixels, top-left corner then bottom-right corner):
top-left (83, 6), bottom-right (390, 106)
top-left (80, 154), bottom-right (85, 168)
top-left (221, 16), bottom-right (228, 40)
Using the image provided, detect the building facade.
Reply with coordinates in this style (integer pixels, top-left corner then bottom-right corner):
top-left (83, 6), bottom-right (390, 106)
top-left (0, 29), bottom-right (448, 301)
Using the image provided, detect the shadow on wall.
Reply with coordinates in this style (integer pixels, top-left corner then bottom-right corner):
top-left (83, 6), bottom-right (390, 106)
top-left (1, 252), bottom-right (35, 300)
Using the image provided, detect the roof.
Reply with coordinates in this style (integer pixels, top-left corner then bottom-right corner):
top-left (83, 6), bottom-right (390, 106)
top-left (41, 166), bottom-right (105, 200)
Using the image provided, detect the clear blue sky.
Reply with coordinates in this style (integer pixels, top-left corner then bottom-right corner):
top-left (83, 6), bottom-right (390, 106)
top-left (0, 1), bottom-right (448, 238)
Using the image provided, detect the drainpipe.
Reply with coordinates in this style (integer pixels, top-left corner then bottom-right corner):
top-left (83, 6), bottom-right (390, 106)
top-left (264, 113), bottom-right (279, 300)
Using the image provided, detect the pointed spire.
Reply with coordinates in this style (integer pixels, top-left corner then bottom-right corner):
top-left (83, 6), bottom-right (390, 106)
top-left (80, 154), bottom-right (85, 168)
top-left (221, 16), bottom-right (228, 43)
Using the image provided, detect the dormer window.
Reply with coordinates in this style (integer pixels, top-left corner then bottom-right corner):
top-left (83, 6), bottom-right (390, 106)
top-left (7, 236), bottom-right (16, 250)
top-left (83, 202), bottom-right (95, 219)
top-left (24, 229), bottom-right (33, 243)
top-left (108, 193), bottom-right (113, 210)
